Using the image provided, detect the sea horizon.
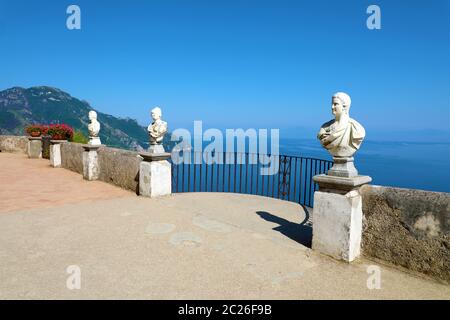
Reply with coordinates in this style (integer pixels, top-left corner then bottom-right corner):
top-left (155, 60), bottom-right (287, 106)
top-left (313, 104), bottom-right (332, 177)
top-left (278, 138), bottom-right (450, 193)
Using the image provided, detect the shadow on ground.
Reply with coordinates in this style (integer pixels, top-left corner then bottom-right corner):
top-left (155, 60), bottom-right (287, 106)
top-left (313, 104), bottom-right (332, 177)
top-left (256, 208), bottom-right (312, 247)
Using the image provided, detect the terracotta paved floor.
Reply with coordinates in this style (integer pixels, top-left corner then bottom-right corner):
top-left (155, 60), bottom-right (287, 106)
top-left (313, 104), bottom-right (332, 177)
top-left (0, 153), bottom-right (133, 213)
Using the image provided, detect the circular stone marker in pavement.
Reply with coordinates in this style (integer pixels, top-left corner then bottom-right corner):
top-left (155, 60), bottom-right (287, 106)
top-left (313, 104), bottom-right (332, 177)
top-left (145, 222), bottom-right (176, 234)
top-left (192, 215), bottom-right (235, 233)
top-left (169, 232), bottom-right (202, 246)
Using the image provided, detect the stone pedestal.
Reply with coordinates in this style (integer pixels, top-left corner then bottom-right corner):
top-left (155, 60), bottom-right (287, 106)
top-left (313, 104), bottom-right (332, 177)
top-left (49, 140), bottom-right (67, 168)
top-left (82, 145), bottom-right (101, 181)
top-left (312, 174), bottom-right (371, 262)
top-left (139, 152), bottom-right (171, 198)
top-left (27, 137), bottom-right (42, 159)
top-left (89, 136), bottom-right (101, 146)
top-left (148, 144), bottom-right (165, 154)
top-left (328, 156), bottom-right (358, 178)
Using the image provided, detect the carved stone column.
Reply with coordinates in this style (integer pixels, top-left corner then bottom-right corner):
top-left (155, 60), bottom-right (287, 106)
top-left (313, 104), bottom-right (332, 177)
top-left (49, 140), bottom-right (67, 168)
top-left (27, 137), bottom-right (42, 159)
top-left (82, 145), bottom-right (101, 181)
top-left (139, 152), bottom-right (171, 198)
top-left (312, 174), bottom-right (371, 262)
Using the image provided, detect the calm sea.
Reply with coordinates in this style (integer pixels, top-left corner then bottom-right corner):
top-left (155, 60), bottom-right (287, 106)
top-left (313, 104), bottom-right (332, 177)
top-left (279, 138), bottom-right (450, 193)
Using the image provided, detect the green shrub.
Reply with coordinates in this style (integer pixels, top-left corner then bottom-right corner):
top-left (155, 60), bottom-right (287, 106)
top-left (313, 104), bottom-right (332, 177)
top-left (72, 130), bottom-right (89, 144)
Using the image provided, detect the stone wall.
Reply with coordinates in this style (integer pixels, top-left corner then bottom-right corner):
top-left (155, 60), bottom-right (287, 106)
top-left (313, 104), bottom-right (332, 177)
top-left (61, 142), bottom-right (84, 174)
top-left (60, 142), bottom-right (141, 193)
top-left (97, 146), bottom-right (141, 193)
top-left (361, 185), bottom-right (450, 283)
top-left (0, 135), bottom-right (28, 153)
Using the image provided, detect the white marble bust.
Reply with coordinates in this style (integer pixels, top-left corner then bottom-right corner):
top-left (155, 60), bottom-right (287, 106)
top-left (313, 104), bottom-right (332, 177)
top-left (88, 110), bottom-right (101, 145)
top-left (147, 107), bottom-right (168, 152)
top-left (317, 92), bottom-right (365, 158)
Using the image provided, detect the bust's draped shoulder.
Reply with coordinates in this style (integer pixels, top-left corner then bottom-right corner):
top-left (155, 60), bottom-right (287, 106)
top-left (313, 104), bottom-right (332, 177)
top-left (317, 119), bottom-right (335, 140)
top-left (320, 119), bottom-right (335, 130)
top-left (317, 117), bottom-right (366, 154)
top-left (348, 118), bottom-right (365, 149)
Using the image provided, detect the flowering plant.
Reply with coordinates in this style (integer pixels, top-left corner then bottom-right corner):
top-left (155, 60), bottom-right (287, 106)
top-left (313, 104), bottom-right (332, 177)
top-left (25, 124), bottom-right (48, 137)
top-left (47, 124), bottom-right (74, 140)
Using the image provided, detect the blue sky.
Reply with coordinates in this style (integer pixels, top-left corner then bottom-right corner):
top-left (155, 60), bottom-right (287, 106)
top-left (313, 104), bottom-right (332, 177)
top-left (0, 0), bottom-right (449, 139)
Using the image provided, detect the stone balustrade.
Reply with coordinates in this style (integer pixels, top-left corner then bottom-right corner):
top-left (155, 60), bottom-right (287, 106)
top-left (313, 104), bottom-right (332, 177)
top-left (0, 134), bottom-right (448, 283)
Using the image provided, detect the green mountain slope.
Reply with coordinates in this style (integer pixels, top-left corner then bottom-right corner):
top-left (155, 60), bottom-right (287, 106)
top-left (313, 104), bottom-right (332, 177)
top-left (0, 86), bottom-right (170, 151)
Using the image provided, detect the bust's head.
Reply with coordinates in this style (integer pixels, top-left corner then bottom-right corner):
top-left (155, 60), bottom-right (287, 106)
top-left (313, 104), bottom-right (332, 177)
top-left (331, 92), bottom-right (351, 118)
top-left (151, 107), bottom-right (162, 121)
top-left (88, 110), bottom-right (97, 121)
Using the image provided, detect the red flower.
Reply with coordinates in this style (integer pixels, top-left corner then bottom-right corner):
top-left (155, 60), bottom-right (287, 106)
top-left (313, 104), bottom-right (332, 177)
top-left (25, 123), bottom-right (74, 140)
top-left (47, 124), bottom-right (74, 140)
top-left (25, 124), bottom-right (49, 136)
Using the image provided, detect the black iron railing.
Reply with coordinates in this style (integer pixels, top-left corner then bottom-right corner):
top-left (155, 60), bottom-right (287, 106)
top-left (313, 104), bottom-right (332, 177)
top-left (171, 151), bottom-right (333, 207)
